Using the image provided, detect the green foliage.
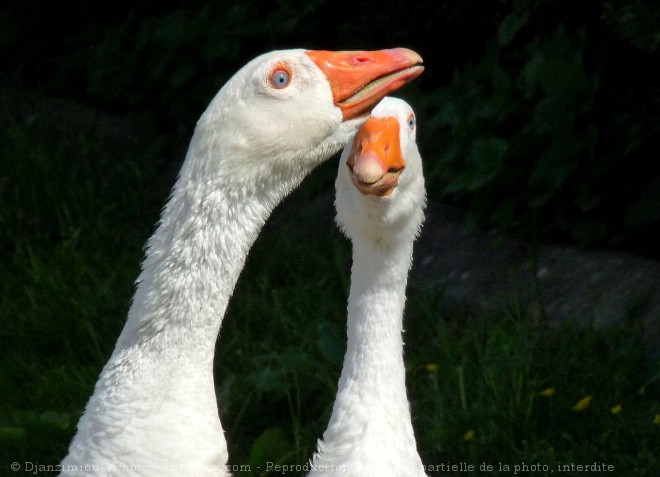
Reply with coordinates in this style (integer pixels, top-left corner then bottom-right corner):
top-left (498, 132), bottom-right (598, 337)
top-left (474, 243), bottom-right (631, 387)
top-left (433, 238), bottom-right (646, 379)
top-left (2, 0), bottom-right (658, 255)
top-left (604, 0), bottom-right (660, 53)
top-left (410, 0), bottom-right (660, 255)
top-left (406, 300), bottom-right (659, 475)
top-left (80, 0), bottom-right (332, 141)
top-left (0, 103), bottom-right (166, 466)
top-left (215, 198), bottom-right (351, 468)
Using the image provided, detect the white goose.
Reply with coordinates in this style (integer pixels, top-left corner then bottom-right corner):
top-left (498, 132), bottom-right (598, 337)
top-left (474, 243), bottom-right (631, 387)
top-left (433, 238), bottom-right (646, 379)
top-left (60, 51), bottom-right (423, 476)
top-left (310, 97), bottom-right (427, 477)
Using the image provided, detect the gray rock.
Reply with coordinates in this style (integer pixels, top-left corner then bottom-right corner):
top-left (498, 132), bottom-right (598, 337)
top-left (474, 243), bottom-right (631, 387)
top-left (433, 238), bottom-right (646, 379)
top-left (413, 202), bottom-right (660, 361)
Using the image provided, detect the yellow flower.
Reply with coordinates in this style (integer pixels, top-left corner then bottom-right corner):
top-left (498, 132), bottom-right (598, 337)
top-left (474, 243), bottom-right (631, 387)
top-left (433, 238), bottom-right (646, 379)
top-left (571, 395), bottom-right (592, 411)
top-left (425, 363), bottom-right (439, 373)
top-left (463, 429), bottom-right (475, 442)
top-left (653, 414), bottom-right (660, 425)
top-left (538, 387), bottom-right (556, 397)
top-left (610, 404), bottom-right (622, 415)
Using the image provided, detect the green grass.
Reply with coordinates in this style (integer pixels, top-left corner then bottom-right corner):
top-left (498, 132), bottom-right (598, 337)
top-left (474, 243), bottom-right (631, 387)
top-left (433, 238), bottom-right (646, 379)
top-left (1, 109), bottom-right (658, 476)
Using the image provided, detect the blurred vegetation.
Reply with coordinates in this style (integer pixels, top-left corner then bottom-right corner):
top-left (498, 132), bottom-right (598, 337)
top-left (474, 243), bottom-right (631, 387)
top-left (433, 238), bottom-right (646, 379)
top-left (1, 0), bottom-right (658, 257)
top-left (422, 0), bottom-right (660, 256)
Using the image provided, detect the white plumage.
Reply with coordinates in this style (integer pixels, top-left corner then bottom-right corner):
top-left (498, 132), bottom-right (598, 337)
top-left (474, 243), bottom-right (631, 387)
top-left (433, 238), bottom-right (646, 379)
top-left (310, 97), bottom-right (427, 477)
top-left (60, 51), bottom-right (423, 477)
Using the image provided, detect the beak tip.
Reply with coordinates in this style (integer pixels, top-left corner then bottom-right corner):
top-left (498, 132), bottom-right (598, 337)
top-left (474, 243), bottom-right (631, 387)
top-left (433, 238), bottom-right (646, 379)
top-left (390, 47), bottom-right (423, 64)
top-left (352, 151), bottom-right (386, 185)
top-left (307, 47), bottom-right (423, 120)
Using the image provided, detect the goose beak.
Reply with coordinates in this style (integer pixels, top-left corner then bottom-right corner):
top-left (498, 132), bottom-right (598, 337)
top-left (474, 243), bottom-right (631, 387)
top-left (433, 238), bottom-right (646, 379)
top-left (306, 48), bottom-right (424, 120)
top-left (346, 116), bottom-right (405, 196)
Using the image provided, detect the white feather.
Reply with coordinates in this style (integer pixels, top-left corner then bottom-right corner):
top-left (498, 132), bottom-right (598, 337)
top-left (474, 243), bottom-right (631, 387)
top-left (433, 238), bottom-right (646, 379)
top-left (60, 49), bottom-right (363, 477)
top-left (310, 97), bottom-right (427, 477)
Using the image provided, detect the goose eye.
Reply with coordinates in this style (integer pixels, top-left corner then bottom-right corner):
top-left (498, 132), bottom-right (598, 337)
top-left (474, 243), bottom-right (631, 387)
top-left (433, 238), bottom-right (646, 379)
top-left (407, 113), bottom-right (416, 130)
top-left (271, 68), bottom-right (291, 89)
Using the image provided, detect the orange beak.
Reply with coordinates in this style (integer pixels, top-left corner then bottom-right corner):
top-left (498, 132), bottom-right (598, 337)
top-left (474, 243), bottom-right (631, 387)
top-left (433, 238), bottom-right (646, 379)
top-left (305, 48), bottom-right (423, 120)
top-left (346, 116), bottom-right (405, 196)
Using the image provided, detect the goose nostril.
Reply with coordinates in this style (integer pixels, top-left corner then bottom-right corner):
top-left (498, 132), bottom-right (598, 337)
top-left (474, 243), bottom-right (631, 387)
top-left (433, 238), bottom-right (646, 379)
top-left (352, 55), bottom-right (372, 65)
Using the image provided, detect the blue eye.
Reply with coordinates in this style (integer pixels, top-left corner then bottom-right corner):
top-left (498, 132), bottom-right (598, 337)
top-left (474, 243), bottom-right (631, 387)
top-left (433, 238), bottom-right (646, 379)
top-left (407, 113), bottom-right (416, 130)
top-left (271, 68), bottom-right (291, 89)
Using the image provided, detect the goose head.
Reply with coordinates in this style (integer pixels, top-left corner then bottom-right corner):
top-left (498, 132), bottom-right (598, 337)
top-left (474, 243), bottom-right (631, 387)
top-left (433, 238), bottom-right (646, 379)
top-left (183, 49), bottom-right (423, 193)
top-left (335, 97), bottom-right (426, 241)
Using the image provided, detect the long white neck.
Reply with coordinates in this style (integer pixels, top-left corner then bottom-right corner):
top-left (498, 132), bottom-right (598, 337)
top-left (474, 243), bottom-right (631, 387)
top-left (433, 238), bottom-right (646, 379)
top-left (311, 230), bottom-right (426, 477)
top-left (61, 124), bottom-right (309, 476)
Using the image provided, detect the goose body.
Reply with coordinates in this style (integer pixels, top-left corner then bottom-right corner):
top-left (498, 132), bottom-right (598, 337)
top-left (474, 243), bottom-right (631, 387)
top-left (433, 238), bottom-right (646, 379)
top-left (310, 97), bottom-right (427, 477)
top-left (60, 51), bottom-right (423, 476)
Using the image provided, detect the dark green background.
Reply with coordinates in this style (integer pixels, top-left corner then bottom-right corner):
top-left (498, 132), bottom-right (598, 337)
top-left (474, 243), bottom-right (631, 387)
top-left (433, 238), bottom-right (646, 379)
top-left (3, 0), bottom-right (658, 257)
